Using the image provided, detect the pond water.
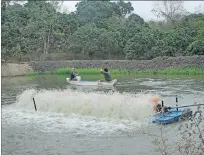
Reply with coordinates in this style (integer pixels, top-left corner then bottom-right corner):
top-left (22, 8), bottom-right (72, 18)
top-left (2, 74), bottom-right (204, 155)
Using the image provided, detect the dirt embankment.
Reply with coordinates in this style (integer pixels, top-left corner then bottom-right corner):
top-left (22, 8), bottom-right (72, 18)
top-left (1, 63), bottom-right (33, 77)
top-left (1, 55), bottom-right (204, 77)
top-left (30, 55), bottom-right (204, 72)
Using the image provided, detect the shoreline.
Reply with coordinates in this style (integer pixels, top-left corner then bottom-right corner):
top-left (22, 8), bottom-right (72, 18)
top-left (1, 55), bottom-right (204, 77)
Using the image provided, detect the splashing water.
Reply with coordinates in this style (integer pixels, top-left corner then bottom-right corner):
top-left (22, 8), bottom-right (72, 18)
top-left (15, 89), bottom-right (157, 121)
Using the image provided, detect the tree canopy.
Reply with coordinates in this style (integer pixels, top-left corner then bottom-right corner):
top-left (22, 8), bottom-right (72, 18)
top-left (1, 0), bottom-right (204, 62)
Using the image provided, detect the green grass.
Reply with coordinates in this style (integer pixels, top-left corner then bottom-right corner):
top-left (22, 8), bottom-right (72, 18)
top-left (27, 67), bottom-right (204, 76)
top-left (27, 72), bottom-right (38, 76)
top-left (55, 68), bottom-right (101, 75)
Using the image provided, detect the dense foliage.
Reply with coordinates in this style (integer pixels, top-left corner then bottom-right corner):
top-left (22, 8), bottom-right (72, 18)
top-left (1, 0), bottom-right (204, 62)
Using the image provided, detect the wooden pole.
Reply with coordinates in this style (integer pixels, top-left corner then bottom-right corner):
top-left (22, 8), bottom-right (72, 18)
top-left (32, 97), bottom-right (37, 111)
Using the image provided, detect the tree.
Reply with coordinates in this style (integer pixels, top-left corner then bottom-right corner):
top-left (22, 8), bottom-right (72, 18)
top-left (75, 0), bottom-right (114, 28)
top-left (151, 27), bottom-right (194, 57)
top-left (111, 0), bottom-right (134, 17)
top-left (97, 31), bottom-right (122, 59)
top-left (152, 1), bottom-right (186, 25)
top-left (187, 15), bottom-right (204, 55)
top-left (124, 28), bottom-right (161, 60)
top-left (1, 0), bottom-right (10, 23)
top-left (22, 1), bottom-right (62, 60)
top-left (1, 3), bottom-right (26, 61)
top-left (69, 24), bottom-right (103, 59)
top-left (70, 24), bottom-right (123, 59)
top-left (1, 0), bottom-right (204, 61)
top-left (75, 0), bottom-right (134, 28)
top-left (120, 14), bottom-right (147, 44)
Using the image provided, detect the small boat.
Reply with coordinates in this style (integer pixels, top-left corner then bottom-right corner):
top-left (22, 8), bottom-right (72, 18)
top-left (151, 108), bottom-right (192, 124)
top-left (66, 78), bottom-right (117, 86)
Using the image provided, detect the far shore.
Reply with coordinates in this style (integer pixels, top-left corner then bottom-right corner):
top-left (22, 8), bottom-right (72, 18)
top-left (1, 55), bottom-right (204, 77)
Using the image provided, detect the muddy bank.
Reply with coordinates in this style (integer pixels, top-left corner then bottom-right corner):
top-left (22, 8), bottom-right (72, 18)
top-left (1, 55), bottom-right (204, 77)
top-left (1, 63), bottom-right (33, 77)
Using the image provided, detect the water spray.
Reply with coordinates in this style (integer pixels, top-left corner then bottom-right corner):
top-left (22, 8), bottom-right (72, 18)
top-left (15, 89), bottom-right (154, 120)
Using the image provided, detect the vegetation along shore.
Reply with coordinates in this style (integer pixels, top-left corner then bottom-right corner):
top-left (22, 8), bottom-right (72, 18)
top-left (1, 55), bottom-right (204, 77)
top-left (1, 1), bottom-right (204, 77)
top-left (2, 1), bottom-right (204, 62)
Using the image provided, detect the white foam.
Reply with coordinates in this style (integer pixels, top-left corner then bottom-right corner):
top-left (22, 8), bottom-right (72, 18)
top-left (15, 89), bottom-right (156, 120)
top-left (0, 89), bottom-right (161, 135)
top-left (2, 108), bottom-right (143, 135)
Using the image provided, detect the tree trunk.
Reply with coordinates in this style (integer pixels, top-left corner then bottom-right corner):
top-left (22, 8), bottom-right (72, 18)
top-left (46, 26), bottom-right (52, 59)
top-left (43, 33), bottom-right (47, 60)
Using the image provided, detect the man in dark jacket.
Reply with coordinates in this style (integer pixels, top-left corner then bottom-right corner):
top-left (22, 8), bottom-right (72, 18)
top-left (70, 68), bottom-right (78, 81)
top-left (100, 68), bottom-right (112, 82)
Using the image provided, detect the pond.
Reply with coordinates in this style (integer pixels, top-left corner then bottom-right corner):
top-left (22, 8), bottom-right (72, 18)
top-left (2, 74), bottom-right (204, 154)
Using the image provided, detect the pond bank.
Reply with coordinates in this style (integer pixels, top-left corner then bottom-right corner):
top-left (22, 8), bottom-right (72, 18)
top-left (1, 55), bottom-right (204, 77)
top-left (1, 63), bottom-right (33, 77)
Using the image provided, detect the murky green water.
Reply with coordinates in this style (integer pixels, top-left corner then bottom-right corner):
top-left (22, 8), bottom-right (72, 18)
top-left (2, 75), bottom-right (204, 154)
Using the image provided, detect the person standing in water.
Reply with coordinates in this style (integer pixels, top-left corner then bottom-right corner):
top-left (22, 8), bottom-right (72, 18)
top-left (100, 68), bottom-right (112, 82)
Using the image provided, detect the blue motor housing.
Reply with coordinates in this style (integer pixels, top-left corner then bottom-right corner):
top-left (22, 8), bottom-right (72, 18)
top-left (151, 108), bottom-right (192, 125)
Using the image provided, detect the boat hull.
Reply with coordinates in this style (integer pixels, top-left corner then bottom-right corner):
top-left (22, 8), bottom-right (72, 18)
top-left (151, 108), bottom-right (192, 124)
top-left (66, 78), bottom-right (117, 86)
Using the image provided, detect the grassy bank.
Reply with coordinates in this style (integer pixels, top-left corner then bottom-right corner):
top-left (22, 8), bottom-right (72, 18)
top-left (27, 67), bottom-right (204, 76)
